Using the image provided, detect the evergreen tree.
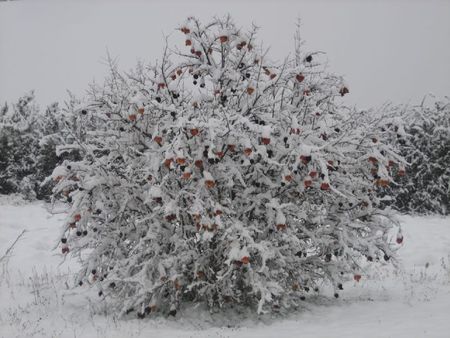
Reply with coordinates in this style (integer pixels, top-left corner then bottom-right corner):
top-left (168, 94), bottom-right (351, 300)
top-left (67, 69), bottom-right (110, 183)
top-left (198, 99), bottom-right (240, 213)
top-left (0, 93), bottom-right (40, 198)
top-left (391, 99), bottom-right (450, 215)
top-left (0, 93), bottom-right (77, 199)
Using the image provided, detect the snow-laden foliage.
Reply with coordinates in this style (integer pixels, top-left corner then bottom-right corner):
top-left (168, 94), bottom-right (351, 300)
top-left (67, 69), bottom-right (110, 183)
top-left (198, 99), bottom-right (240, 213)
top-left (0, 93), bottom-right (39, 198)
top-left (53, 17), bottom-right (403, 317)
top-left (0, 92), bottom-right (79, 200)
top-left (390, 99), bottom-right (450, 215)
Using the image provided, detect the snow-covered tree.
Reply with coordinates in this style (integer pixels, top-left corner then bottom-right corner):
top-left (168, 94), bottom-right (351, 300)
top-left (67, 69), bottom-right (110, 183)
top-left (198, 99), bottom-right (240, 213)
top-left (0, 93), bottom-right (78, 199)
top-left (54, 16), bottom-right (403, 317)
top-left (390, 99), bottom-right (450, 215)
top-left (0, 93), bottom-right (41, 198)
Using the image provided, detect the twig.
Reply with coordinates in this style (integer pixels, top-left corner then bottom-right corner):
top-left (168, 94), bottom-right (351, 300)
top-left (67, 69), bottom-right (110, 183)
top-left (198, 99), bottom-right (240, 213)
top-left (0, 229), bottom-right (26, 263)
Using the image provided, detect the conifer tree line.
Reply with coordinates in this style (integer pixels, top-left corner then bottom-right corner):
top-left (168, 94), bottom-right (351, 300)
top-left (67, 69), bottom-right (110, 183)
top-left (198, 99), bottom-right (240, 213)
top-left (388, 100), bottom-right (449, 215)
top-left (0, 16), bottom-right (448, 317)
top-left (0, 93), bottom-right (80, 199)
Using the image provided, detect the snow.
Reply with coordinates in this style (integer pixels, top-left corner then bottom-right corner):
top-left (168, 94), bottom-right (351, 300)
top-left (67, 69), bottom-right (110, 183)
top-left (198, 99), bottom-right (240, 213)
top-left (1, 1), bottom-right (450, 336)
top-left (1, 197), bottom-right (449, 337)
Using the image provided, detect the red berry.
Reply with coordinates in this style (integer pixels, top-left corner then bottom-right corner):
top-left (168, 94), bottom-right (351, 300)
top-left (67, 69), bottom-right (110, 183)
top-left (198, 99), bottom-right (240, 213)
top-left (320, 182), bottom-right (330, 191)
top-left (296, 74), bottom-right (305, 82)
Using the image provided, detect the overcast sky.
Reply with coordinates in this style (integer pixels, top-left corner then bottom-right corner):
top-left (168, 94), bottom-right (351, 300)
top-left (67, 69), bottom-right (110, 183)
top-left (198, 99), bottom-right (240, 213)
top-left (1, 0), bottom-right (449, 109)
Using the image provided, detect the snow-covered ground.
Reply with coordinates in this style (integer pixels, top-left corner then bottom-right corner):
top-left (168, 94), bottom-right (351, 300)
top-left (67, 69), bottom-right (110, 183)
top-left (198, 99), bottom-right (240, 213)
top-left (1, 2), bottom-right (449, 337)
top-left (1, 196), bottom-right (449, 338)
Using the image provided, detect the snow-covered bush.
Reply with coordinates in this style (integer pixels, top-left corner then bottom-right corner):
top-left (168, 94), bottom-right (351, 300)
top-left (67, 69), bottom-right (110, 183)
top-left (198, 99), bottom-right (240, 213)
top-left (54, 17), bottom-right (403, 317)
top-left (0, 93), bottom-right (42, 199)
top-left (390, 99), bottom-right (450, 215)
top-left (0, 93), bottom-right (78, 200)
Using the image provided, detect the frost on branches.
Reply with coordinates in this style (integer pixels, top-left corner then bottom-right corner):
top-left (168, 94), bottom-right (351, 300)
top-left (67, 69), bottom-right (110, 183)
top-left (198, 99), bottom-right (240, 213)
top-left (390, 99), bottom-right (450, 215)
top-left (0, 93), bottom-right (39, 198)
top-left (0, 92), bottom-right (74, 200)
top-left (53, 17), bottom-right (403, 317)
